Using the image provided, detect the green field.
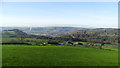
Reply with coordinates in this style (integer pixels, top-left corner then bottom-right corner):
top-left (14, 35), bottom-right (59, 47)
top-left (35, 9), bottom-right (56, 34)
top-left (2, 45), bottom-right (118, 66)
top-left (98, 34), bottom-right (114, 37)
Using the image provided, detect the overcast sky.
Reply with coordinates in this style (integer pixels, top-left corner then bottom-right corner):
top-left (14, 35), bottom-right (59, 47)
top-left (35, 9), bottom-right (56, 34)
top-left (1, 2), bottom-right (118, 28)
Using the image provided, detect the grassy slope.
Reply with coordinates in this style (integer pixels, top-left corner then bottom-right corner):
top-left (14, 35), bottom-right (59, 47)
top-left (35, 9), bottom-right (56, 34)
top-left (2, 45), bottom-right (118, 66)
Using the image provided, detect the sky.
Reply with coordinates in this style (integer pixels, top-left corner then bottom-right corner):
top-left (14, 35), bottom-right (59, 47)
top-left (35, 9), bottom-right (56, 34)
top-left (0, 2), bottom-right (118, 28)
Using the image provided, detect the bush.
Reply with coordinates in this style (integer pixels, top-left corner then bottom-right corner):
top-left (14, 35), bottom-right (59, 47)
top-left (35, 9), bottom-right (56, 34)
top-left (32, 39), bottom-right (47, 46)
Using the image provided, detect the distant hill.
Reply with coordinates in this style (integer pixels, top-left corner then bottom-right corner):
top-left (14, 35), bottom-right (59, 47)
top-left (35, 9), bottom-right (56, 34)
top-left (1, 27), bottom-right (118, 37)
top-left (1, 27), bottom-right (119, 45)
top-left (2, 29), bottom-right (28, 38)
top-left (1, 27), bottom-right (87, 37)
top-left (68, 28), bottom-right (118, 35)
top-left (63, 28), bottom-right (118, 45)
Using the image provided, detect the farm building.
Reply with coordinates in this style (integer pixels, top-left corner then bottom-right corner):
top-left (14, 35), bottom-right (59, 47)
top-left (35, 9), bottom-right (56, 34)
top-left (74, 42), bottom-right (83, 45)
top-left (78, 43), bottom-right (83, 45)
top-left (66, 42), bottom-right (73, 45)
top-left (58, 43), bottom-right (65, 45)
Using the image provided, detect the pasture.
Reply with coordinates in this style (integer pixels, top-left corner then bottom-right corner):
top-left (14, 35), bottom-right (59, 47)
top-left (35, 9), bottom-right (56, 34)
top-left (2, 45), bottom-right (118, 66)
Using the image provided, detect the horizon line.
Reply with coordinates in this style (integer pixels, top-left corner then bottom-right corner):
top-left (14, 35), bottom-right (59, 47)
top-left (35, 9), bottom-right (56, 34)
top-left (0, 26), bottom-right (118, 29)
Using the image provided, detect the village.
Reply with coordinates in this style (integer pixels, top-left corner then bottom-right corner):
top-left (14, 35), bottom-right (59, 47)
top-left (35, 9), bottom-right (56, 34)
top-left (40, 41), bottom-right (105, 49)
